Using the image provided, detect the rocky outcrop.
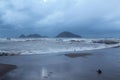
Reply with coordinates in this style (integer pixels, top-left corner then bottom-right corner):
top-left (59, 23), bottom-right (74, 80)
top-left (92, 40), bottom-right (119, 44)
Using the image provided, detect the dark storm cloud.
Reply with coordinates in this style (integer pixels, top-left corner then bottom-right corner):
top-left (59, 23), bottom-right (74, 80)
top-left (0, 0), bottom-right (120, 37)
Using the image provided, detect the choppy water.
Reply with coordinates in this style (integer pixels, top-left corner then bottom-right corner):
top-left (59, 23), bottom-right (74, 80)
top-left (0, 38), bottom-right (119, 55)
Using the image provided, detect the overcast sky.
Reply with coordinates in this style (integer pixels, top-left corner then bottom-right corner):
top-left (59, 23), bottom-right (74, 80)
top-left (0, 0), bottom-right (120, 38)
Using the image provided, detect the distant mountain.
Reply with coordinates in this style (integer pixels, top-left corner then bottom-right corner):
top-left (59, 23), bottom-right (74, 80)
top-left (56, 31), bottom-right (81, 38)
top-left (26, 34), bottom-right (41, 38)
top-left (19, 34), bottom-right (43, 38)
top-left (19, 34), bottom-right (26, 38)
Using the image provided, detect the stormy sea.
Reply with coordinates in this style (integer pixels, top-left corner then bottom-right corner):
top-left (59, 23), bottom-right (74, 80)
top-left (0, 38), bottom-right (120, 80)
top-left (0, 38), bottom-right (119, 55)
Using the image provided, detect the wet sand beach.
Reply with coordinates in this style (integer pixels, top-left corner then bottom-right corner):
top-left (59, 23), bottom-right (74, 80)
top-left (0, 64), bottom-right (17, 79)
top-left (0, 48), bottom-right (120, 80)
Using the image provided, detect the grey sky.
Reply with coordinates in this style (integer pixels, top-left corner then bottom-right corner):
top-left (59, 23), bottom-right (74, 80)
top-left (0, 0), bottom-right (120, 37)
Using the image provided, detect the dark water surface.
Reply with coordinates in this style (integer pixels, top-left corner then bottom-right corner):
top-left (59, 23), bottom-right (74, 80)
top-left (0, 48), bottom-right (120, 80)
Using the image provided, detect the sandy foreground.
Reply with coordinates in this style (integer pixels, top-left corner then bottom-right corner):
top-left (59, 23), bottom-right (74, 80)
top-left (0, 47), bottom-right (120, 80)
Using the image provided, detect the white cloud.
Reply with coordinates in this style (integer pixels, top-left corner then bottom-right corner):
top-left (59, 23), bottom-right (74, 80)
top-left (37, 11), bottom-right (64, 26)
top-left (1, 10), bottom-right (30, 25)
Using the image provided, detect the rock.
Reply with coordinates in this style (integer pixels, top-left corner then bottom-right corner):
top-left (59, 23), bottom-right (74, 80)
top-left (92, 40), bottom-right (119, 44)
top-left (0, 52), bottom-right (19, 56)
top-left (0, 64), bottom-right (17, 78)
top-left (97, 69), bottom-right (102, 74)
top-left (64, 53), bottom-right (92, 58)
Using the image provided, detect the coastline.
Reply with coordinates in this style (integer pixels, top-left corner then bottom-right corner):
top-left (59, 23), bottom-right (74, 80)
top-left (0, 38), bottom-right (120, 56)
top-left (0, 43), bottom-right (119, 56)
top-left (0, 47), bottom-right (120, 80)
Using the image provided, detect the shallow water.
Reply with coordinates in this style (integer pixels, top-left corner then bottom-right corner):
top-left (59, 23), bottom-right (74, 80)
top-left (0, 48), bottom-right (120, 80)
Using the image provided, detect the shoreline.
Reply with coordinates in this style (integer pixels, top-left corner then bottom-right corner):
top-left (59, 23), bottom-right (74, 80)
top-left (0, 45), bottom-right (120, 56)
top-left (0, 47), bottom-right (120, 80)
top-left (0, 38), bottom-right (120, 56)
top-left (0, 45), bottom-right (119, 56)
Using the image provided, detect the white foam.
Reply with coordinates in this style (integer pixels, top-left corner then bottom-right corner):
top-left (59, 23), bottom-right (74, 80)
top-left (0, 38), bottom-right (120, 55)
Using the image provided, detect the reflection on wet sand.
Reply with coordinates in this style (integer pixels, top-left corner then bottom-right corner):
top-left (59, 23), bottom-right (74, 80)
top-left (0, 48), bottom-right (120, 80)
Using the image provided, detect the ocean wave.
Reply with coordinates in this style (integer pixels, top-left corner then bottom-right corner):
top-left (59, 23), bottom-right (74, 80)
top-left (0, 38), bottom-right (120, 55)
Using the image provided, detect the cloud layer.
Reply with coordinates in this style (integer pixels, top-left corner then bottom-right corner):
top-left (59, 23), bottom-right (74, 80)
top-left (0, 0), bottom-right (120, 37)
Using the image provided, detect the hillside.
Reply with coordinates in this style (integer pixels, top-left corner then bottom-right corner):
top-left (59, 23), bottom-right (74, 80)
top-left (56, 31), bottom-right (81, 38)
